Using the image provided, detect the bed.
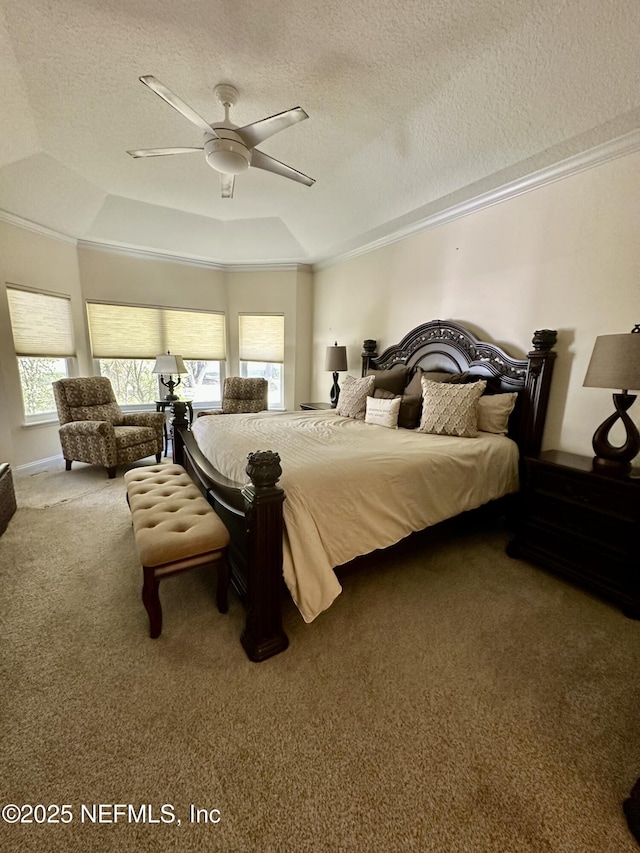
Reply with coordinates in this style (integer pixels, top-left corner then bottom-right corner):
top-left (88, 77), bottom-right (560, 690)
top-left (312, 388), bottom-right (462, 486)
top-left (173, 319), bottom-right (557, 661)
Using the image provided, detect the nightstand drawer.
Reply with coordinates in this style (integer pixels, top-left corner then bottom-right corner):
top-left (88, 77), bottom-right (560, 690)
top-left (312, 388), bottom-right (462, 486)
top-left (526, 492), bottom-right (634, 556)
top-left (519, 521), bottom-right (636, 602)
top-left (529, 465), bottom-right (636, 521)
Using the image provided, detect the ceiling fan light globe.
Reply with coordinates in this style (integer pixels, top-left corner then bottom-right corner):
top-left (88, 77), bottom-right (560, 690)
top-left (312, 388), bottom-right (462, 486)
top-left (204, 137), bottom-right (250, 174)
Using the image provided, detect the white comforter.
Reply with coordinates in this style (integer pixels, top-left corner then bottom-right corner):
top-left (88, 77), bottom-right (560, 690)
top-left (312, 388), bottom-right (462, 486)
top-left (192, 410), bottom-right (519, 622)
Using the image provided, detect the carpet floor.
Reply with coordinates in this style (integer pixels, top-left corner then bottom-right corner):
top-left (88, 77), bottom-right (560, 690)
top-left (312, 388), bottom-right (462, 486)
top-left (1, 460), bottom-right (639, 852)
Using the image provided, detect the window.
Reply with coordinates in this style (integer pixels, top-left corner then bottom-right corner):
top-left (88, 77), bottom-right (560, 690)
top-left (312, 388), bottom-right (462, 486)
top-left (7, 286), bottom-right (75, 419)
top-left (239, 314), bottom-right (284, 409)
top-left (87, 302), bottom-right (226, 406)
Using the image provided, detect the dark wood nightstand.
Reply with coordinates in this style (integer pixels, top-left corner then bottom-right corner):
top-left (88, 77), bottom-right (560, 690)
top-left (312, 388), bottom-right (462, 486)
top-left (299, 402), bottom-right (334, 411)
top-left (508, 450), bottom-right (640, 617)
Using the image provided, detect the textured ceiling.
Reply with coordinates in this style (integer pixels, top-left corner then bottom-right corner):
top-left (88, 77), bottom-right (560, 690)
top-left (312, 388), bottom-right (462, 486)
top-left (1, 0), bottom-right (639, 265)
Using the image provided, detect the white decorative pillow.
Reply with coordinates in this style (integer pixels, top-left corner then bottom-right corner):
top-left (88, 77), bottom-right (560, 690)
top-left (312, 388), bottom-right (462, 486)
top-left (477, 392), bottom-right (518, 434)
top-left (418, 377), bottom-right (486, 437)
top-left (336, 374), bottom-right (375, 420)
top-left (365, 395), bottom-right (401, 429)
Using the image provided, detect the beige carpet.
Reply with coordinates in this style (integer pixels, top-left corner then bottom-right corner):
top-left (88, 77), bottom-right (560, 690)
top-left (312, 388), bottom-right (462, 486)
top-left (1, 461), bottom-right (639, 852)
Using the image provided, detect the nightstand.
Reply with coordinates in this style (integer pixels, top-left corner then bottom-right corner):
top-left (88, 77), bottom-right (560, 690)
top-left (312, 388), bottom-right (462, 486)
top-left (299, 402), bottom-right (334, 411)
top-left (508, 450), bottom-right (640, 617)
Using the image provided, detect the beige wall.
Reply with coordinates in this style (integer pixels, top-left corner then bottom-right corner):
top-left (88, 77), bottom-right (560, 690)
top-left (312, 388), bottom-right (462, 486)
top-left (313, 150), bottom-right (640, 457)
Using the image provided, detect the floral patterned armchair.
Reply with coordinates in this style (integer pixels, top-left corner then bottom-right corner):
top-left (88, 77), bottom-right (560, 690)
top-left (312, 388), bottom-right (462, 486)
top-left (52, 377), bottom-right (165, 478)
top-left (197, 377), bottom-right (269, 417)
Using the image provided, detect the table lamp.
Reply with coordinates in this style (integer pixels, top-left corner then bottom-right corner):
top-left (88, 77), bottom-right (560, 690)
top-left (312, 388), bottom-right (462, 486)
top-left (153, 351), bottom-right (187, 401)
top-left (583, 325), bottom-right (640, 473)
top-left (325, 342), bottom-right (347, 407)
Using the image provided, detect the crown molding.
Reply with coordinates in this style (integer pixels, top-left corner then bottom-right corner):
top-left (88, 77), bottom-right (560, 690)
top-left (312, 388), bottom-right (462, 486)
top-left (76, 239), bottom-right (311, 272)
top-left (0, 210), bottom-right (77, 246)
top-left (313, 128), bottom-right (640, 271)
top-left (3, 128), bottom-right (640, 272)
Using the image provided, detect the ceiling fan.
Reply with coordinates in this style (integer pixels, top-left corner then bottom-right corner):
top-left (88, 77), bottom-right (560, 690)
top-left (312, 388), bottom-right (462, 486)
top-left (127, 76), bottom-right (315, 198)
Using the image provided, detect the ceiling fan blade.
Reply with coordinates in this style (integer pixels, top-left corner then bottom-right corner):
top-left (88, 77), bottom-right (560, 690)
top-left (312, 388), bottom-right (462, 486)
top-left (139, 76), bottom-right (218, 136)
top-left (127, 147), bottom-right (204, 158)
top-left (250, 149), bottom-right (315, 187)
top-left (220, 173), bottom-right (235, 198)
top-left (236, 107), bottom-right (309, 149)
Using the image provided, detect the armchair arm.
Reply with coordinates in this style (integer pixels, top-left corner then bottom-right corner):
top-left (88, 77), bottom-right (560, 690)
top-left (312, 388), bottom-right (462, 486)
top-left (59, 420), bottom-right (114, 438)
top-left (58, 419), bottom-right (118, 468)
top-left (122, 411), bottom-right (165, 428)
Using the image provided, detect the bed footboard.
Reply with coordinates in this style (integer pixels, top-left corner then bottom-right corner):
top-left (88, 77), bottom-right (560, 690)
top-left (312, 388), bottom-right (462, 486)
top-left (173, 421), bottom-right (288, 662)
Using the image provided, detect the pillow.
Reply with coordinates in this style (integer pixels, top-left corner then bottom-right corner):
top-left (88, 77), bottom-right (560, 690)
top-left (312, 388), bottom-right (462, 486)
top-left (417, 377), bottom-right (486, 437)
top-left (397, 395), bottom-right (422, 430)
top-left (375, 388), bottom-right (421, 429)
top-left (404, 368), bottom-right (470, 398)
top-left (367, 365), bottom-right (409, 396)
top-left (477, 392), bottom-right (518, 434)
top-left (336, 374), bottom-right (375, 420)
top-left (365, 395), bottom-right (401, 429)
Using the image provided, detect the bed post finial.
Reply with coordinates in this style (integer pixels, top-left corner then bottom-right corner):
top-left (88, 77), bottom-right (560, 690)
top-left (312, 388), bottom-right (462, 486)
top-left (361, 339), bottom-right (378, 376)
top-left (240, 451), bottom-right (288, 662)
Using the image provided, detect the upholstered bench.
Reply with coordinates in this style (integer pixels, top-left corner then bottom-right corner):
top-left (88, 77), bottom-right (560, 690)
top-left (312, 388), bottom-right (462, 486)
top-left (124, 464), bottom-right (230, 638)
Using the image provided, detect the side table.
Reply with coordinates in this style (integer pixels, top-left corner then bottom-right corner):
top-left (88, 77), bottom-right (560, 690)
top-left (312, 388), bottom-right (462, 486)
top-left (155, 400), bottom-right (193, 456)
top-left (508, 450), bottom-right (640, 617)
top-left (299, 402), bottom-right (334, 411)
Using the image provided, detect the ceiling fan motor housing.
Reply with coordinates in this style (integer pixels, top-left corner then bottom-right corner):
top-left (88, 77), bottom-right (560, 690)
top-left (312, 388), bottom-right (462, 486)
top-left (204, 130), bottom-right (250, 175)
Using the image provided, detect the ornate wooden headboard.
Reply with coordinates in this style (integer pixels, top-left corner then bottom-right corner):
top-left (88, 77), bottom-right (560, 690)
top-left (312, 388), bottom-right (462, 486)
top-left (361, 319), bottom-right (557, 457)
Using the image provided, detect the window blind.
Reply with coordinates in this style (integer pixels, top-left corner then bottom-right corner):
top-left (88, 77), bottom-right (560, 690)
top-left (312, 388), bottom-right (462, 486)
top-left (239, 314), bottom-right (284, 363)
top-left (86, 303), bottom-right (226, 360)
top-left (7, 286), bottom-right (75, 357)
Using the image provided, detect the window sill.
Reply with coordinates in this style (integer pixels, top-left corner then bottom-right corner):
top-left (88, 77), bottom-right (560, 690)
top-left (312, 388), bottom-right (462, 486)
top-left (22, 417), bottom-right (59, 428)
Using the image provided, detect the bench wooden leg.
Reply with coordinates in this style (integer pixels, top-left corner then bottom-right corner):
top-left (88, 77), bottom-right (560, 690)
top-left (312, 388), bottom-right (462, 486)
top-left (65, 459), bottom-right (72, 471)
top-left (142, 567), bottom-right (162, 638)
top-left (216, 552), bottom-right (229, 614)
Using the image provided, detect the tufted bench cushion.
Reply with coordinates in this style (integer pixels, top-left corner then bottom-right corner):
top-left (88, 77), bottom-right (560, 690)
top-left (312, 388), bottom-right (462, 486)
top-left (124, 464), bottom-right (230, 638)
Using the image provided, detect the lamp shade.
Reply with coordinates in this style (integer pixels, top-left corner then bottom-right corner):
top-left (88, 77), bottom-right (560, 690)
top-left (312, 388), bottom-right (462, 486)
top-left (152, 352), bottom-right (187, 375)
top-left (583, 332), bottom-right (640, 391)
top-left (324, 343), bottom-right (347, 372)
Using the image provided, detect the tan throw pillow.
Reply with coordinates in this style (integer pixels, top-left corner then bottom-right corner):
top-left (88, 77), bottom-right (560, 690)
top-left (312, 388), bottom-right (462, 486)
top-left (418, 377), bottom-right (486, 437)
top-left (365, 395), bottom-right (401, 429)
top-left (336, 374), bottom-right (375, 419)
top-left (477, 392), bottom-right (518, 434)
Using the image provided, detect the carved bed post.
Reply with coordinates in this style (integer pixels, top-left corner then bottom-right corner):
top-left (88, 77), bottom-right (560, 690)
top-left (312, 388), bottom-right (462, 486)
top-left (172, 418), bottom-right (185, 466)
top-left (361, 339), bottom-right (378, 376)
top-left (519, 329), bottom-right (558, 457)
top-left (170, 402), bottom-right (189, 465)
top-left (240, 451), bottom-right (289, 662)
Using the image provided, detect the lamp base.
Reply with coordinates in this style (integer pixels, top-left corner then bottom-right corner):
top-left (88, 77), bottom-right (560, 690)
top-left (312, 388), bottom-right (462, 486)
top-left (160, 375), bottom-right (181, 402)
top-left (329, 372), bottom-right (340, 408)
top-left (592, 455), bottom-right (632, 476)
top-left (591, 392), bottom-right (639, 475)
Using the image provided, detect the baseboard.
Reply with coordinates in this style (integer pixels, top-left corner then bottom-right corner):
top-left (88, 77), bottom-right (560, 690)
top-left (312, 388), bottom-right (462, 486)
top-left (14, 454), bottom-right (65, 475)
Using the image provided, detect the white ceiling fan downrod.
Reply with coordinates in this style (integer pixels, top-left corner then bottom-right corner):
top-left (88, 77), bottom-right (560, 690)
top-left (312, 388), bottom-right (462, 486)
top-left (204, 84), bottom-right (251, 175)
